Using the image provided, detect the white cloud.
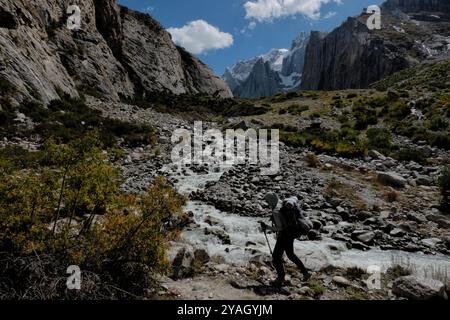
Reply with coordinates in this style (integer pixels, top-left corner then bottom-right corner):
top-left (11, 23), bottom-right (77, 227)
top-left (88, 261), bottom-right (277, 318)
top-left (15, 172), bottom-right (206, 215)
top-left (168, 20), bottom-right (234, 54)
top-left (240, 21), bottom-right (257, 34)
top-left (244, 0), bottom-right (342, 22)
top-left (324, 11), bottom-right (337, 18)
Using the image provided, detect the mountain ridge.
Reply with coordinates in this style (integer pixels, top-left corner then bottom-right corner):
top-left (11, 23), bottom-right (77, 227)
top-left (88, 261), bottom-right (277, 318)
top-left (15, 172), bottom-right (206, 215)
top-left (223, 33), bottom-right (309, 98)
top-left (0, 0), bottom-right (232, 104)
top-left (300, 0), bottom-right (450, 90)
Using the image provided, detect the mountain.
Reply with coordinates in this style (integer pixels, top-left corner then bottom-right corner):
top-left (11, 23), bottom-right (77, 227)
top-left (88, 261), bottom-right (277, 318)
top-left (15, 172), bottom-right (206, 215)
top-left (234, 58), bottom-right (283, 98)
top-left (0, 0), bottom-right (232, 104)
top-left (223, 33), bottom-right (309, 98)
top-left (301, 0), bottom-right (450, 90)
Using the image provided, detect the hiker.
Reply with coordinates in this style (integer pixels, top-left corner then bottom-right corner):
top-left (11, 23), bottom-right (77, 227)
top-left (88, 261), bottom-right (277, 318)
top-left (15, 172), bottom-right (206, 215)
top-left (260, 196), bottom-right (312, 286)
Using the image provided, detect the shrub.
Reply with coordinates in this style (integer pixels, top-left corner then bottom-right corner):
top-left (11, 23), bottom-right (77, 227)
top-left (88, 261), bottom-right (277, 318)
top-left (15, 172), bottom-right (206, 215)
top-left (428, 115), bottom-right (449, 131)
top-left (0, 132), bottom-right (186, 298)
top-left (366, 128), bottom-right (392, 153)
top-left (306, 153), bottom-right (319, 168)
top-left (394, 146), bottom-right (427, 165)
top-left (352, 105), bottom-right (377, 130)
top-left (384, 189), bottom-right (399, 203)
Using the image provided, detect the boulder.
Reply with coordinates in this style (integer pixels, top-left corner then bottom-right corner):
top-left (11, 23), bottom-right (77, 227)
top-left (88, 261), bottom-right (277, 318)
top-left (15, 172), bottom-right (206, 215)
top-left (390, 228), bottom-right (406, 237)
top-left (194, 249), bottom-right (210, 265)
top-left (170, 246), bottom-right (195, 278)
top-left (421, 238), bottom-right (442, 248)
top-left (377, 172), bottom-right (407, 188)
top-left (332, 276), bottom-right (351, 287)
top-left (352, 230), bottom-right (376, 244)
top-left (415, 175), bottom-right (434, 186)
top-left (393, 276), bottom-right (448, 300)
top-left (368, 150), bottom-right (386, 161)
top-left (426, 214), bottom-right (450, 229)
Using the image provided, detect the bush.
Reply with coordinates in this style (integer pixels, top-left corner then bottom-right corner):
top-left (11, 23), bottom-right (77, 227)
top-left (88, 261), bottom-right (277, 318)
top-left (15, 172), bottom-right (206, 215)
top-left (366, 128), bottom-right (392, 153)
top-left (352, 105), bottom-right (377, 130)
top-left (428, 115), bottom-right (449, 131)
top-left (306, 153), bottom-right (319, 168)
top-left (0, 132), bottom-right (186, 298)
top-left (394, 146), bottom-right (427, 165)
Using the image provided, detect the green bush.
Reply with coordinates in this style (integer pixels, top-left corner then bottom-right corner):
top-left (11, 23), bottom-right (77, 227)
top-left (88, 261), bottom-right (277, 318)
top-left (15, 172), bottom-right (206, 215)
top-left (394, 146), bottom-right (427, 165)
top-left (352, 105), bottom-right (377, 130)
top-left (0, 132), bottom-right (186, 298)
top-left (428, 115), bottom-right (449, 131)
top-left (366, 128), bottom-right (392, 153)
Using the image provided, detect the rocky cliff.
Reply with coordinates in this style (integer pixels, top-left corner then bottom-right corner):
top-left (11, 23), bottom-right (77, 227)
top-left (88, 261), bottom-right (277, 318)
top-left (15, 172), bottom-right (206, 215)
top-left (384, 0), bottom-right (450, 14)
top-left (301, 0), bottom-right (450, 90)
top-left (0, 0), bottom-right (232, 104)
top-left (234, 58), bottom-right (283, 98)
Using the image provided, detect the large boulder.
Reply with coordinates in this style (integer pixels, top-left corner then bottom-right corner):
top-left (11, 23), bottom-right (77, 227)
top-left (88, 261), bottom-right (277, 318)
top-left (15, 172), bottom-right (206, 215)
top-left (393, 276), bottom-right (448, 300)
top-left (377, 172), bottom-right (407, 188)
top-left (426, 214), bottom-right (450, 229)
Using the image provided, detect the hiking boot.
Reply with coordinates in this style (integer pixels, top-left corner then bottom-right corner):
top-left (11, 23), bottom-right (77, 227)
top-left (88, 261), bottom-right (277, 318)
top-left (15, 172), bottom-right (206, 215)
top-left (303, 272), bottom-right (312, 282)
top-left (270, 278), bottom-right (290, 287)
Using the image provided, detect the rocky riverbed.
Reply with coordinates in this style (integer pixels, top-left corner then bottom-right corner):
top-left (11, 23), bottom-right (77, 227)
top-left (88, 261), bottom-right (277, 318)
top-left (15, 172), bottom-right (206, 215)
top-left (88, 98), bottom-right (449, 300)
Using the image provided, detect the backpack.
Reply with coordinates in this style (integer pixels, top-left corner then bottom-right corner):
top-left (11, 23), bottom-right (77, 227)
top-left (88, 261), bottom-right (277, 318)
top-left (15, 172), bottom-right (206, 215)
top-left (272, 197), bottom-right (313, 238)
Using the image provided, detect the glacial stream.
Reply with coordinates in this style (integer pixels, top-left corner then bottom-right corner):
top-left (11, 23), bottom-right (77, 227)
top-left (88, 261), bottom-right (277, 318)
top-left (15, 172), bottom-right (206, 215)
top-left (163, 166), bottom-right (450, 279)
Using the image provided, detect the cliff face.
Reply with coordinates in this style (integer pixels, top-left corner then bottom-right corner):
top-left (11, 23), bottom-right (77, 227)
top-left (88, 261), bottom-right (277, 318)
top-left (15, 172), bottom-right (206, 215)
top-left (0, 0), bottom-right (231, 104)
top-left (384, 0), bottom-right (450, 14)
top-left (301, 1), bottom-right (450, 90)
top-left (281, 32), bottom-right (309, 77)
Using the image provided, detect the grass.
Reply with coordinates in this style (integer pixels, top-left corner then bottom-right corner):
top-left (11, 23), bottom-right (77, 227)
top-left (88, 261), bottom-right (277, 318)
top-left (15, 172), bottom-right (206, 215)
top-left (305, 279), bottom-right (327, 298)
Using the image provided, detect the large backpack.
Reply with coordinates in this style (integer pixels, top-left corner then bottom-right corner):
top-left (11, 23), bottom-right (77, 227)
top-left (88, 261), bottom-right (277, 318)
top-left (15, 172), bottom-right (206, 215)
top-left (272, 197), bottom-right (313, 238)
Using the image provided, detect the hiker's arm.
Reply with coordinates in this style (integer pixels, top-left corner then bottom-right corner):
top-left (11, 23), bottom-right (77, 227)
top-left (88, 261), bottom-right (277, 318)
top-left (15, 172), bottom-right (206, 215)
top-left (259, 220), bottom-right (276, 233)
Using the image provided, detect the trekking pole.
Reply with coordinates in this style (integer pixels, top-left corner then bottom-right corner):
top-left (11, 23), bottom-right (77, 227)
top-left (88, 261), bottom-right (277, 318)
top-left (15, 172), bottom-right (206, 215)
top-left (263, 227), bottom-right (273, 255)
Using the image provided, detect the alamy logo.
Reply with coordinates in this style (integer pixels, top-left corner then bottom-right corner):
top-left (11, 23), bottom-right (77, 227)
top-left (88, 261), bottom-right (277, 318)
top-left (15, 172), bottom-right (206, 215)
top-left (366, 5), bottom-right (381, 30)
top-left (67, 5), bottom-right (81, 30)
top-left (171, 122), bottom-right (280, 175)
top-left (66, 265), bottom-right (81, 290)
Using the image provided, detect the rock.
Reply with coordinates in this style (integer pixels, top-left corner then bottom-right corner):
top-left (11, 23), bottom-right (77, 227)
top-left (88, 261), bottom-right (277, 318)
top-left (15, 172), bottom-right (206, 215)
top-left (170, 246), bottom-right (195, 278)
top-left (368, 150), bottom-right (386, 161)
top-left (351, 241), bottom-right (371, 251)
top-left (204, 228), bottom-right (231, 245)
top-left (377, 172), bottom-right (407, 188)
top-left (415, 175), bottom-right (434, 186)
top-left (229, 278), bottom-right (260, 289)
top-left (392, 276), bottom-right (448, 300)
top-left (421, 238), bottom-right (442, 248)
top-left (249, 254), bottom-right (273, 267)
top-left (332, 276), bottom-right (351, 287)
top-left (0, 0), bottom-right (232, 104)
top-left (390, 228), bottom-right (406, 237)
top-left (426, 214), bottom-right (450, 229)
top-left (205, 215), bottom-right (221, 226)
top-left (352, 230), bottom-right (376, 244)
top-left (231, 120), bottom-right (249, 130)
top-left (194, 249), bottom-right (210, 265)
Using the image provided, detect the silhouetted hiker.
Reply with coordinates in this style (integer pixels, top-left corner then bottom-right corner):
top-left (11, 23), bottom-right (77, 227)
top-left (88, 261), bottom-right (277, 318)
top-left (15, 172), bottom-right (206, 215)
top-left (260, 196), bottom-right (312, 287)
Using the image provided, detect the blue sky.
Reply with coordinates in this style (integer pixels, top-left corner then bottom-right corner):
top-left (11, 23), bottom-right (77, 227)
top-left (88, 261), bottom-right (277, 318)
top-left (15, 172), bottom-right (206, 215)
top-left (118, 0), bottom-right (383, 75)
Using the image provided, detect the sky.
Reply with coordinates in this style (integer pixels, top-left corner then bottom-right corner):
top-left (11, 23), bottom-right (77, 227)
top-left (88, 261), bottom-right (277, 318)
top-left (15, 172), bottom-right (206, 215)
top-left (118, 0), bottom-right (384, 76)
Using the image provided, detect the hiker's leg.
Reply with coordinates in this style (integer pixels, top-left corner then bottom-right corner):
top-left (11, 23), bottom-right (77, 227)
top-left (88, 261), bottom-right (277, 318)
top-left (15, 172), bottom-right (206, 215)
top-left (285, 236), bottom-right (308, 275)
top-left (272, 235), bottom-right (286, 281)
